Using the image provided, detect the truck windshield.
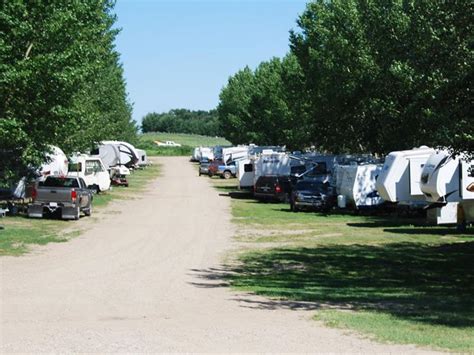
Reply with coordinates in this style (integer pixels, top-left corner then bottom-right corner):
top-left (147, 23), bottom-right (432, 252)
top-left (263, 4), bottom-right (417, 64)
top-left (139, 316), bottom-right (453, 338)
top-left (42, 177), bottom-right (79, 188)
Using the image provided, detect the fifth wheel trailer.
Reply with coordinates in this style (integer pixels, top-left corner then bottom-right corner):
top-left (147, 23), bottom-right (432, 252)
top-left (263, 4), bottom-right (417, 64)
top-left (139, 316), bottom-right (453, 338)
top-left (376, 146), bottom-right (435, 206)
top-left (420, 150), bottom-right (474, 225)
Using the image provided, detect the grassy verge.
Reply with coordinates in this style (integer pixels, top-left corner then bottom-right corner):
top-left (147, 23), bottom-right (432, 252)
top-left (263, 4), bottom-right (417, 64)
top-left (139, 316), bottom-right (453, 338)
top-left (211, 181), bottom-right (474, 352)
top-left (0, 163), bottom-right (160, 256)
top-left (136, 132), bottom-right (231, 156)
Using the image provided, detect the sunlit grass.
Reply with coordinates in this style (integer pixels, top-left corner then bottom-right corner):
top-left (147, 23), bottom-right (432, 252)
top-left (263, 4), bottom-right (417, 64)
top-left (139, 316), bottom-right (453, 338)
top-left (214, 182), bottom-right (474, 352)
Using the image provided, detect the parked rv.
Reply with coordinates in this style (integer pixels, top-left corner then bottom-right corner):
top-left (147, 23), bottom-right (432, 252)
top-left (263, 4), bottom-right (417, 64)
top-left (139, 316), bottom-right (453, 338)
top-left (420, 150), bottom-right (474, 225)
top-left (28, 176), bottom-right (93, 220)
top-left (335, 164), bottom-right (384, 209)
top-left (376, 146), bottom-right (435, 206)
top-left (136, 149), bottom-right (149, 167)
top-left (68, 154), bottom-right (111, 192)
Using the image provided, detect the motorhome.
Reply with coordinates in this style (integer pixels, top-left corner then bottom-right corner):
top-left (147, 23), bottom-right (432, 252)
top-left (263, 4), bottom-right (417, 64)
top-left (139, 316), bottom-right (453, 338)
top-left (336, 164), bottom-right (384, 209)
top-left (376, 146), bottom-right (435, 205)
top-left (420, 150), bottom-right (474, 224)
top-left (68, 154), bottom-right (111, 192)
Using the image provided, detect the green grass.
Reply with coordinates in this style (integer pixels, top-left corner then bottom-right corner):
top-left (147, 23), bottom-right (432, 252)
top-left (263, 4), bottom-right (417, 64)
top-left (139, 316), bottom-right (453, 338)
top-left (137, 132), bottom-right (231, 156)
top-left (0, 162), bottom-right (160, 256)
top-left (210, 183), bottom-right (474, 352)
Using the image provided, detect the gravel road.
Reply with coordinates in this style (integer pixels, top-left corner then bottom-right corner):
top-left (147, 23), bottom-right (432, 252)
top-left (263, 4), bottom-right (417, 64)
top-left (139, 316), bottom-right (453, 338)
top-left (0, 157), bottom-right (438, 353)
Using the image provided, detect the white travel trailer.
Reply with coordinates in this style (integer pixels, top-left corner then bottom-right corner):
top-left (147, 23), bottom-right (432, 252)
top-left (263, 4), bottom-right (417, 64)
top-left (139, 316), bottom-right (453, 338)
top-left (222, 145), bottom-right (253, 164)
top-left (39, 145), bottom-right (69, 180)
top-left (192, 147), bottom-right (201, 162)
top-left (376, 146), bottom-right (435, 205)
top-left (336, 164), bottom-right (384, 209)
top-left (136, 149), bottom-right (149, 167)
top-left (92, 143), bottom-right (131, 186)
top-left (420, 150), bottom-right (474, 224)
top-left (200, 147), bottom-right (215, 161)
top-left (68, 154), bottom-right (111, 192)
top-left (101, 140), bottom-right (140, 168)
top-left (237, 158), bottom-right (255, 190)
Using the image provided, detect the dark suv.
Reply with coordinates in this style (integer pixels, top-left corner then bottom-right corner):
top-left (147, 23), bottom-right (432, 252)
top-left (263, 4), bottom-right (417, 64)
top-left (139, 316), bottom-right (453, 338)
top-left (254, 176), bottom-right (291, 202)
top-left (290, 180), bottom-right (334, 212)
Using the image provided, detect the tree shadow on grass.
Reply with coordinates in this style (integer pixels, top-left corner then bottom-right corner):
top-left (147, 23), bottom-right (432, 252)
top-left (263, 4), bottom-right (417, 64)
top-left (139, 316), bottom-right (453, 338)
top-left (191, 241), bottom-right (474, 328)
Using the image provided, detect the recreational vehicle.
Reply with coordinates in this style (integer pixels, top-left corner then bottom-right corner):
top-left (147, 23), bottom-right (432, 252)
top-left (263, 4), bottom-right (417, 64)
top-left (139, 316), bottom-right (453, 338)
top-left (420, 150), bottom-right (474, 224)
top-left (39, 146), bottom-right (69, 180)
top-left (136, 149), bottom-right (149, 167)
top-left (376, 146), bottom-right (435, 205)
top-left (336, 164), bottom-right (384, 209)
top-left (68, 154), bottom-right (111, 192)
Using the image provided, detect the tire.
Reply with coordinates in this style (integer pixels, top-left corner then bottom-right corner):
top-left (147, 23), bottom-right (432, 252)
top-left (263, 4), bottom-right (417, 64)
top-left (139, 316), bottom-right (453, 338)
top-left (223, 170), bottom-right (232, 179)
top-left (84, 204), bottom-right (92, 217)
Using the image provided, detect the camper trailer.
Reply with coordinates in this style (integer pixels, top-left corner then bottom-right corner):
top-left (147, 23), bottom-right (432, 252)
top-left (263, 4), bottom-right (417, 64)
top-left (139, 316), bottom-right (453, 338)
top-left (222, 146), bottom-right (254, 164)
top-left (91, 143), bottom-right (131, 187)
top-left (336, 164), bottom-right (384, 209)
top-left (39, 146), bottom-right (69, 180)
top-left (136, 149), bottom-right (149, 167)
top-left (68, 154), bottom-right (111, 192)
top-left (101, 140), bottom-right (140, 169)
top-left (420, 150), bottom-right (474, 225)
top-left (376, 146), bottom-right (435, 206)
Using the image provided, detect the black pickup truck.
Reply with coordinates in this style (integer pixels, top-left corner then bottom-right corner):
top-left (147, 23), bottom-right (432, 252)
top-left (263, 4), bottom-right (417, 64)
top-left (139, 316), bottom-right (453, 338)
top-left (28, 176), bottom-right (93, 220)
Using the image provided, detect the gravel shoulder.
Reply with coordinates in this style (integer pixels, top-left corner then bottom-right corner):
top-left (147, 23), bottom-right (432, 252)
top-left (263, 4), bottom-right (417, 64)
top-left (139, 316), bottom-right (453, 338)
top-left (0, 157), bottom-right (439, 353)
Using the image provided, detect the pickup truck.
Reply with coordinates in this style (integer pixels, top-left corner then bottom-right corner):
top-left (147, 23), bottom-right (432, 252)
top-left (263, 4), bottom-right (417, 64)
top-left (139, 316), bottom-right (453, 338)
top-left (217, 162), bottom-right (237, 179)
top-left (28, 176), bottom-right (93, 220)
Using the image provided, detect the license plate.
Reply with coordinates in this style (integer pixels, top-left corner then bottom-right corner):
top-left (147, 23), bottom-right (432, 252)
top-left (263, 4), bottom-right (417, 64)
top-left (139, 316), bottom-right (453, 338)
top-left (49, 202), bottom-right (58, 207)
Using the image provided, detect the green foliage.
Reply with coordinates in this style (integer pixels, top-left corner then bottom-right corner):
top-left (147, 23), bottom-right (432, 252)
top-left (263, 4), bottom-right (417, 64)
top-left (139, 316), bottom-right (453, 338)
top-left (218, 1), bottom-right (473, 154)
top-left (218, 56), bottom-right (310, 150)
top-left (141, 109), bottom-right (220, 137)
top-left (0, 1), bottom-right (137, 183)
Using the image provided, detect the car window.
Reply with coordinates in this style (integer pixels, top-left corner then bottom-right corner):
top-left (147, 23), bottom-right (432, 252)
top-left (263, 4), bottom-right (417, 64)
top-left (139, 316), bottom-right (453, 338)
top-left (44, 177), bottom-right (79, 188)
top-left (85, 160), bottom-right (104, 175)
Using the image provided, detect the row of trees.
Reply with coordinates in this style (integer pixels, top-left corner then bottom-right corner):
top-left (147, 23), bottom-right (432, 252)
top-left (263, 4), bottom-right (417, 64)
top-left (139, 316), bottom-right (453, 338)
top-left (141, 109), bottom-right (220, 136)
top-left (0, 1), bottom-right (137, 183)
top-left (218, 1), bottom-right (473, 154)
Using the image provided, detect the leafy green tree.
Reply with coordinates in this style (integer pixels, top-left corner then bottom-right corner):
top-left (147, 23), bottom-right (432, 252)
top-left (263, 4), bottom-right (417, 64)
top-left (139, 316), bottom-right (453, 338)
top-left (142, 109), bottom-right (220, 136)
top-left (0, 0), bottom-right (136, 183)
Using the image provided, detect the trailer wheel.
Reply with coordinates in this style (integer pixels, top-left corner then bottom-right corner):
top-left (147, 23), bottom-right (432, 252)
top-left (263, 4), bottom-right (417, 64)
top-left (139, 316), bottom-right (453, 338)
top-left (223, 170), bottom-right (232, 179)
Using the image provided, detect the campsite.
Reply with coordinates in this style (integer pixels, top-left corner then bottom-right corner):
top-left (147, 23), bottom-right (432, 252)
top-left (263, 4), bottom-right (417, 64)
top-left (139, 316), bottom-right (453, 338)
top-left (1, 1), bottom-right (472, 353)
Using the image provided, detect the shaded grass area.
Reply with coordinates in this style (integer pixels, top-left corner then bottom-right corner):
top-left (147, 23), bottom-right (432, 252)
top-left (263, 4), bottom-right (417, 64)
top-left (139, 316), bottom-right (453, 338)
top-left (137, 132), bottom-right (231, 156)
top-left (208, 182), bottom-right (474, 351)
top-left (0, 163), bottom-right (160, 256)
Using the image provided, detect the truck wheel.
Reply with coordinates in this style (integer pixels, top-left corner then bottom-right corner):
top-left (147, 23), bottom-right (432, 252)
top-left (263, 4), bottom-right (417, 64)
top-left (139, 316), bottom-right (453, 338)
top-left (223, 171), bottom-right (232, 179)
top-left (84, 205), bottom-right (92, 217)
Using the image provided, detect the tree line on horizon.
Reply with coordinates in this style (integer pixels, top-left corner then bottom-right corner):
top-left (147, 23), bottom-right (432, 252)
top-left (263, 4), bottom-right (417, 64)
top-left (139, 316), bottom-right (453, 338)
top-left (218, 0), bottom-right (473, 155)
top-left (141, 109), bottom-right (220, 137)
top-left (0, 1), bottom-right (137, 183)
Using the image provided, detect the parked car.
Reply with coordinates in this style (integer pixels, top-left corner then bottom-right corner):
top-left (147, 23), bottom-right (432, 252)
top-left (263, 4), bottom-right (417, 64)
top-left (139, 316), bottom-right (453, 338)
top-left (27, 176), bottom-right (93, 220)
top-left (199, 158), bottom-right (210, 176)
top-left (216, 161), bottom-right (237, 179)
top-left (254, 176), bottom-right (291, 202)
top-left (290, 180), bottom-right (334, 212)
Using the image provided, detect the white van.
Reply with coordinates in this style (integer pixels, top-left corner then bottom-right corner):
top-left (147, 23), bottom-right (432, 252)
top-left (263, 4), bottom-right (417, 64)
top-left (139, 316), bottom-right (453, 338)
top-left (68, 154), bottom-right (111, 192)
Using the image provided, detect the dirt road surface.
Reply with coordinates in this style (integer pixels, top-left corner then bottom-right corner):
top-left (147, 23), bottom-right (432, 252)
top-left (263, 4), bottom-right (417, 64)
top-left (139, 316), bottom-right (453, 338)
top-left (0, 157), bottom-right (437, 353)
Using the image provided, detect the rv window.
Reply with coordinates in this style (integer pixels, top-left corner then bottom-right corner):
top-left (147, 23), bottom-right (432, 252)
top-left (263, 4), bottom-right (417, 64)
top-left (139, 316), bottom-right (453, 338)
top-left (68, 162), bottom-right (82, 172)
top-left (244, 164), bottom-right (253, 172)
top-left (85, 160), bottom-right (104, 175)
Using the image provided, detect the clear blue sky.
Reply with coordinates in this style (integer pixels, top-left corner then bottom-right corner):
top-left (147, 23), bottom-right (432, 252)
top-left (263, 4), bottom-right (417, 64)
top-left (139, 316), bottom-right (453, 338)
top-left (113, 0), bottom-right (308, 123)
